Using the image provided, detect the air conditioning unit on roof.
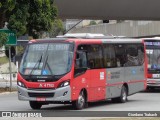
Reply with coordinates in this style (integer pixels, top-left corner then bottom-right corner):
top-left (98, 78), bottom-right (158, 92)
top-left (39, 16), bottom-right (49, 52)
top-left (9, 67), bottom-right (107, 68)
top-left (57, 33), bottom-right (105, 38)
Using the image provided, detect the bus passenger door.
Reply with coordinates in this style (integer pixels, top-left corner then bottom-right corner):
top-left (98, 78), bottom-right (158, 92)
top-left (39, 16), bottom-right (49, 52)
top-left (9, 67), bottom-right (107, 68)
top-left (72, 51), bottom-right (91, 101)
top-left (87, 44), bottom-right (106, 101)
top-left (89, 69), bottom-right (106, 101)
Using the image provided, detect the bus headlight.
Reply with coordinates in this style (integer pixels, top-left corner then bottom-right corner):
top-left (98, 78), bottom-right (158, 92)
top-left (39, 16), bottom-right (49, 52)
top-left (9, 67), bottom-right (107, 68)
top-left (17, 81), bottom-right (26, 88)
top-left (58, 80), bottom-right (70, 88)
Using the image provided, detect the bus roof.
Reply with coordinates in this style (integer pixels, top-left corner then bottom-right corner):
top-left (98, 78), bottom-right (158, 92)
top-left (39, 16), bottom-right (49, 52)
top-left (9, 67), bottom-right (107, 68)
top-left (57, 33), bottom-right (106, 38)
top-left (29, 38), bottom-right (143, 45)
top-left (142, 37), bottom-right (160, 41)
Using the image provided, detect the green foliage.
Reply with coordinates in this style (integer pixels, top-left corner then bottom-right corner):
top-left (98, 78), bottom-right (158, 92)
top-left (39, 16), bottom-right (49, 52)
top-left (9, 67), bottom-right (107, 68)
top-left (50, 19), bottom-right (64, 37)
top-left (1, 0), bottom-right (58, 38)
top-left (7, 0), bottom-right (29, 36)
top-left (17, 45), bottom-right (24, 54)
top-left (0, 0), bottom-right (16, 11)
top-left (26, 0), bottom-right (58, 38)
top-left (89, 21), bottom-right (97, 25)
top-left (0, 32), bottom-right (8, 47)
top-left (0, 0), bottom-right (16, 28)
top-left (0, 56), bottom-right (8, 65)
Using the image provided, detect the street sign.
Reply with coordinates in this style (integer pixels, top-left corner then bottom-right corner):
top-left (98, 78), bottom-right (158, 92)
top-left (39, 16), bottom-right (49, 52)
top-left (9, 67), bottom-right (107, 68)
top-left (0, 29), bottom-right (17, 45)
top-left (0, 29), bottom-right (17, 92)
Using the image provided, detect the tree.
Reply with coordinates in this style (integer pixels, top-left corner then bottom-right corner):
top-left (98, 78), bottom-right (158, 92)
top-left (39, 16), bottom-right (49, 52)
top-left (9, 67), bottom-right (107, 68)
top-left (0, 32), bottom-right (7, 47)
top-left (0, 1), bottom-right (15, 47)
top-left (27, 0), bottom-right (58, 38)
top-left (1, 0), bottom-right (58, 39)
top-left (7, 0), bottom-right (29, 37)
top-left (49, 19), bottom-right (64, 37)
top-left (0, 0), bottom-right (15, 28)
top-left (8, 0), bottom-right (58, 38)
top-left (89, 21), bottom-right (97, 25)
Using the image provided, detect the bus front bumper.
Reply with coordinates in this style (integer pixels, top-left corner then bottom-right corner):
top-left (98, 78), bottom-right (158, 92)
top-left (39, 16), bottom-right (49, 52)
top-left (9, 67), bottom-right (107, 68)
top-left (147, 79), bottom-right (160, 87)
top-left (17, 86), bottom-right (71, 102)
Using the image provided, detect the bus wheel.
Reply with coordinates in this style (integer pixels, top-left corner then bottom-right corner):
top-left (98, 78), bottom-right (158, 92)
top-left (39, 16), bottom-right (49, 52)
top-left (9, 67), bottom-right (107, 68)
top-left (119, 86), bottom-right (127, 103)
top-left (29, 101), bottom-right (42, 109)
top-left (112, 86), bottom-right (127, 103)
top-left (72, 91), bottom-right (86, 110)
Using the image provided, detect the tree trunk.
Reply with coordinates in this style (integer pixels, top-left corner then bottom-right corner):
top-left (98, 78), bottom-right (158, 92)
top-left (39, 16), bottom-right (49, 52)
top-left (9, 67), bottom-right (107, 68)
top-left (0, 9), bottom-right (5, 29)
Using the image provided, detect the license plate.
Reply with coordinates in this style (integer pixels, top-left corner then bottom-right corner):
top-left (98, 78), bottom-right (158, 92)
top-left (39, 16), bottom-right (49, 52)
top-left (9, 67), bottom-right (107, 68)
top-left (153, 74), bottom-right (160, 78)
top-left (36, 97), bottom-right (46, 101)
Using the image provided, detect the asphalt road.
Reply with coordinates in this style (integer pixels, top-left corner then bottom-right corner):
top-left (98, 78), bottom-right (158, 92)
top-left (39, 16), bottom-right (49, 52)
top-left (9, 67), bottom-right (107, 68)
top-left (0, 89), bottom-right (160, 112)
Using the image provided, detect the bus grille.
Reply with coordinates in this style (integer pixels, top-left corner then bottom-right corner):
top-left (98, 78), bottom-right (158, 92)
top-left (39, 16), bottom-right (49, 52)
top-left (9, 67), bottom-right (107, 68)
top-left (28, 92), bottom-right (54, 98)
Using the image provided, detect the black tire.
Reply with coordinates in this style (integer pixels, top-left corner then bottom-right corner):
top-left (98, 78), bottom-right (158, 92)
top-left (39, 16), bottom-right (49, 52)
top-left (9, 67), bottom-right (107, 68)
top-left (119, 86), bottom-right (128, 103)
top-left (29, 101), bottom-right (42, 109)
top-left (72, 91), bottom-right (86, 110)
top-left (112, 86), bottom-right (128, 103)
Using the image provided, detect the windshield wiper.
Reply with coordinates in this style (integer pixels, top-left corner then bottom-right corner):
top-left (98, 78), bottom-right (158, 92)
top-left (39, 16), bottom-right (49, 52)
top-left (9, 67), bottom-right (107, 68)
top-left (43, 55), bottom-right (53, 75)
top-left (29, 54), bottom-right (43, 76)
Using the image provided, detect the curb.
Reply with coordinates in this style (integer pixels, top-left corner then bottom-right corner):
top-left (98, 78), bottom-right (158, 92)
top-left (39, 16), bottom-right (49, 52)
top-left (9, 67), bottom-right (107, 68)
top-left (0, 80), bottom-right (17, 82)
top-left (0, 91), bottom-right (17, 95)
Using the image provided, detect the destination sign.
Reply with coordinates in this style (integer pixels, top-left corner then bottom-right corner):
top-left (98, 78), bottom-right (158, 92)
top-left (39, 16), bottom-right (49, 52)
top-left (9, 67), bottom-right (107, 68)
top-left (30, 44), bottom-right (70, 51)
top-left (145, 42), bottom-right (160, 46)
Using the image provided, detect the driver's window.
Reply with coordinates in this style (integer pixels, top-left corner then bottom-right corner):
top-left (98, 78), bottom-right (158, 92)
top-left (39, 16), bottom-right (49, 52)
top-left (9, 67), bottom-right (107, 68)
top-left (75, 53), bottom-right (80, 69)
top-left (75, 51), bottom-right (87, 69)
top-left (74, 45), bottom-right (88, 77)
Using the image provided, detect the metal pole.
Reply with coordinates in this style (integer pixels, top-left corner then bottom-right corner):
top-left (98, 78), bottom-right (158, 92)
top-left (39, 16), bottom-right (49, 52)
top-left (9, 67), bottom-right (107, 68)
top-left (9, 46), bottom-right (12, 92)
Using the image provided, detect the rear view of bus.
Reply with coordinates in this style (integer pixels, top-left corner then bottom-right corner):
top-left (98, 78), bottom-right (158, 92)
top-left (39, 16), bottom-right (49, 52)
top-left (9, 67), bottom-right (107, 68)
top-left (144, 38), bottom-right (160, 89)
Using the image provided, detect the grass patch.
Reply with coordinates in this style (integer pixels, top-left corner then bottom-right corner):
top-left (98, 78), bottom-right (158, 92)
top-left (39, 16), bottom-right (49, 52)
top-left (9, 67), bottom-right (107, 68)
top-left (0, 56), bottom-right (8, 65)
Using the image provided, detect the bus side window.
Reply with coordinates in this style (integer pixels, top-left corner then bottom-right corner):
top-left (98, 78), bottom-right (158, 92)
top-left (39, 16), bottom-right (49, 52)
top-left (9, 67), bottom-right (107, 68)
top-left (74, 45), bottom-right (88, 77)
top-left (115, 44), bottom-right (126, 67)
top-left (75, 51), bottom-right (87, 68)
top-left (124, 44), bottom-right (144, 66)
top-left (75, 53), bottom-right (80, 68)
top-left (87, 45), bottom-right (103, 69)
top-left (87, 46), bottom-right (95, 68)
top-left (103, 44), bottom-right (116, 68)
top-left (137, 45), bottom-right (144, 65)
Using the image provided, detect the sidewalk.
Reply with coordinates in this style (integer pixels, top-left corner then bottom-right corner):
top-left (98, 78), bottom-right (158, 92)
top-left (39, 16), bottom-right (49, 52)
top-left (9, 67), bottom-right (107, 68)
top-left (0, 62), bottom-right (17, 88)
top-left (0, 79), bottom-right (17, 88)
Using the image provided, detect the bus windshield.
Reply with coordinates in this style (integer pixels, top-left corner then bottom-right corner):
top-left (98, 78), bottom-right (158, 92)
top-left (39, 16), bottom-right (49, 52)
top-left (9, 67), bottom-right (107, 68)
top-left (146, 48), bottom-right (160, 70)
top-left (20, 43), bottom-right (74, 76)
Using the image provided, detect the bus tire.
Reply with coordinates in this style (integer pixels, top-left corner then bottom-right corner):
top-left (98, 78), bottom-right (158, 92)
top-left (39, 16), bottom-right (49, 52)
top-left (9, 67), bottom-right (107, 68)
top-left (118, 86), bottom-right (127, 103)
top-left (72, 91), bottom-right (86, 110)
top-left (29, 101), bottom-right (42, 109)
top-left (112, 86), bottom-right (127, 103)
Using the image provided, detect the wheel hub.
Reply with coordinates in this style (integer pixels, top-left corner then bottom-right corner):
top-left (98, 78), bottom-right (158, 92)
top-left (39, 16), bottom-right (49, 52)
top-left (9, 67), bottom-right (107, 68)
top-left (78, 94), bottom-right (84, 107)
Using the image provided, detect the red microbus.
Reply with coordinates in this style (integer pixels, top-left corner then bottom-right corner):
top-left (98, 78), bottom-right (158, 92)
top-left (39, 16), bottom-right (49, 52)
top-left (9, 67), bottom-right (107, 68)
top-left (143, 37), bottom-right (160, 90)
top-left (17, 33), bottom-right (147, 110)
